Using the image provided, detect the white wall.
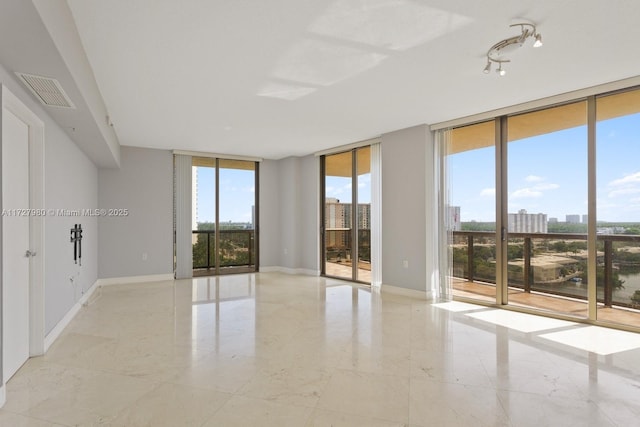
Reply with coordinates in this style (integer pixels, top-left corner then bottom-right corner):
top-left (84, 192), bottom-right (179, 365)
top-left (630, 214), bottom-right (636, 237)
top-left (381, 124), bottom-right (431, 293)
top-left (0, 63), bottom-right (99, 336)
top-left (97, 146), bottom-right (173, 279)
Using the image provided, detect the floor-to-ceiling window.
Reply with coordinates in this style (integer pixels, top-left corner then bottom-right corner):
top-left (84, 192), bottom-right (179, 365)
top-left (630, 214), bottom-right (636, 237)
top-left (192, 157), bottom-right (258, 276)
top-left (448, 121), bottom-right (496, 303)
top-left (596, 89), bottom-right (640, 326)
top-left (446, 86), bottom-right (640, 330)
top-left (321, 146), bottom-right (371, 283)
top-left (505, 102), bottom-right (589, 317)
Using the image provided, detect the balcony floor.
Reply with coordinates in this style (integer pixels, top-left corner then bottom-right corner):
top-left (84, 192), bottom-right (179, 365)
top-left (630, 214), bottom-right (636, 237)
top-left (325, 261), bottom-right (371, 283)
top-left (454, 279), bottom-right (640, 329)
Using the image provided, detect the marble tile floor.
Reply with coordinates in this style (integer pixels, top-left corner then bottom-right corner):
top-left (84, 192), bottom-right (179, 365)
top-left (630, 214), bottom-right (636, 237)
top-left (2, 272), bottom-right (640, 426)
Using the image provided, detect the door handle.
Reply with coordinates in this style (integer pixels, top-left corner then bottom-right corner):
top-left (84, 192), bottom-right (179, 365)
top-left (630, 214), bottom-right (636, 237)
top-left (25, 250), bottom-right (37, 258)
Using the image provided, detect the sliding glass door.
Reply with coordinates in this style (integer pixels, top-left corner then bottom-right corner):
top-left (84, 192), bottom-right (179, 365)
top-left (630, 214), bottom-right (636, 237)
top-left (446, 86), bottom-right (640, 329)
top-left (596, 89), bottom-right (640, 327)
top-left (321, 147), bottom-right (371, 283)
top-left (192, 157), bottom-right (258, 276)
top-left (448, 121), bottom-right (497, 303)
top-left (506, 102), bottom-right (589, 317)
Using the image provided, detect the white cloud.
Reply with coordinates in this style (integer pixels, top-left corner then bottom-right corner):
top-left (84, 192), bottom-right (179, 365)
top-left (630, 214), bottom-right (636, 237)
top-left (534, 183), bottom-right (560, 191)
top-left (608, 188), bottom-right (640, 198)
top-left (607, 171), bottom-right (640, 202)
top-left (511, 188), bottom-right (543, 199)
top-left (479, 188), bottom-right (495, 197)
top-left (610, 171), bottom-right (640, 187)
top-left (509, 177), bottom-right (559, 200)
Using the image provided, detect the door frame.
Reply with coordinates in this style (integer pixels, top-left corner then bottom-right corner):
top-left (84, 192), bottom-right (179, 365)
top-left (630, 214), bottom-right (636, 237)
top-left (189, 156), bottom-right (259, 276)
top-left (320, 148), bottom-right (370, 284)
top-left (1, 84), bottom-right (45, 388)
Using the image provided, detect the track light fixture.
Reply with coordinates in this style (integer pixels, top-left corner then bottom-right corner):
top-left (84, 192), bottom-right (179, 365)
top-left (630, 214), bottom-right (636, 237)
top-left (484, 21), bottom-right (542, 76)
top-left (533, 33), bottom-right (543, 48)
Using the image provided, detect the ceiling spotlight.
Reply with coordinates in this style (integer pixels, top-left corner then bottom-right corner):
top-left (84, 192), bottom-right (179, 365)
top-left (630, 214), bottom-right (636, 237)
top-left (533, 33), bottom-right (543, 48)
top-left (483, 21), bottom-right (542, 75)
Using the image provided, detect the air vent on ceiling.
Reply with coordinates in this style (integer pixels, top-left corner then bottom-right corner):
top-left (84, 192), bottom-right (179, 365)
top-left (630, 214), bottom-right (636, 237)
top-left (15, 72), bottom-right (76, 109)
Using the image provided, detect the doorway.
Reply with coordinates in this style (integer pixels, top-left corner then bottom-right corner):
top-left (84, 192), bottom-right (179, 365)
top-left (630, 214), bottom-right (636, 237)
top-left (321, 146), bottom-right (371, 283)
top-left (1, 85), bottom-right (45, 386)
top-left (191, 157), bottom-right (258, 276)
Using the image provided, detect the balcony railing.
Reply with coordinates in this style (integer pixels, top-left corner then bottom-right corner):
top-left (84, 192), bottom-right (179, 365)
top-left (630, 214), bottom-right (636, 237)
top-left (453, 231), bottom-right (640, 308)
top-left (192, 229), bottom-right (255, 270)
top-left (324, 228), bottom-right (371, 263)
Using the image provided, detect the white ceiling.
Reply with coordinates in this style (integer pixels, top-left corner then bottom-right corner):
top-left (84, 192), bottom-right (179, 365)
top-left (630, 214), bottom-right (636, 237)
top-left (63, 0), bottom-right (640, 159)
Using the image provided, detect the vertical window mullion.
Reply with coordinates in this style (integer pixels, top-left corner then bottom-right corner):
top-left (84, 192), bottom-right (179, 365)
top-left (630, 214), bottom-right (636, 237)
top-left (215, 157), bottom-right (220, 274)
top-left (587, 96), bottom-right (597, 320)
top-left (352, 149), bottom-right (358, 281)
top-left (496, 117), bottom-right (509, 305)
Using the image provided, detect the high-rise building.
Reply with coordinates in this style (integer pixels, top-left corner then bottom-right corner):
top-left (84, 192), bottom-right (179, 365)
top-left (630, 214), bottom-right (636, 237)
top-left (325, 199), bottom-right (371, 248)
top-left (582, 214), bottom-right (588, 224)
top-left (508, 209), bottom-right (548, 233)
top-left (566, 214), bottom-right (581, 224)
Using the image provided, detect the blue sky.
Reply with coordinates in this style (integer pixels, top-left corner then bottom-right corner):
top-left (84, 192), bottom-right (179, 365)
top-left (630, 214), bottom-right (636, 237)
top-left (195, 167), bottom-right (255, 223)
top-left (325, 173), bottom-right (371, 204)
top-left (449, 113), bottom-right (640, 223)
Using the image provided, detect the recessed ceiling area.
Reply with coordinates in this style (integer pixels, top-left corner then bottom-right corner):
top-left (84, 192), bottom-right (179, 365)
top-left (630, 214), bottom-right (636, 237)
top-left (38, 1), bottom-right (640, 159)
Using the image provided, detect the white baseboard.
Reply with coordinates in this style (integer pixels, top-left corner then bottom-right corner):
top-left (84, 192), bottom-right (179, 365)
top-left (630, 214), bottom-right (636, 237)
top-left (260, 266), bottom-right (319, 276)
top-left (381, 283), bottom-right (429, 300)
top-left (44, 278), bottom-right (101, 352)
top-left (97, 273), bottom-right (174, 286)
top-left (0, 383), bottom-right (5, 408)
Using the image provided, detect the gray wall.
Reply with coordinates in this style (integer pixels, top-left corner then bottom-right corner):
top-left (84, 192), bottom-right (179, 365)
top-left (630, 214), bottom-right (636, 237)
top-left (44, 123), bottom-right (98, 334)
top-left (259, 155), bottom-right (319, 273)
top-left (97, 146), bottom-right (173, 278)
top-left (258, 159), bottom-right (281, 268)
top-left (279, 157), bottom-right (301, 269)
top-left (381, 124), bottom-right (430, 292)
top-left (0, 63), bottom-right (99, 336)
top-left (299, 155), bottom-right (319, 272)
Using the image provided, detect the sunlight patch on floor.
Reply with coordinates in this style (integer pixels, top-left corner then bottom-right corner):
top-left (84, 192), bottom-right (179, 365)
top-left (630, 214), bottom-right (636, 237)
top-left (465, 309), bottom-right (578, 333)
top-left (539, 325), bottom-right (640, 355)
top-left (432, 301), bottom-right (487, 312)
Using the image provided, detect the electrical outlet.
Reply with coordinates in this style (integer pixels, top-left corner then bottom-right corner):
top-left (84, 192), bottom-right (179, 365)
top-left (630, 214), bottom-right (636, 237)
top-left (403, 260), bottom-right (409, 268)
top-left (284, 248), bottom-right (288, 255)
top-left (142, 252), bottom-right (148, 261)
